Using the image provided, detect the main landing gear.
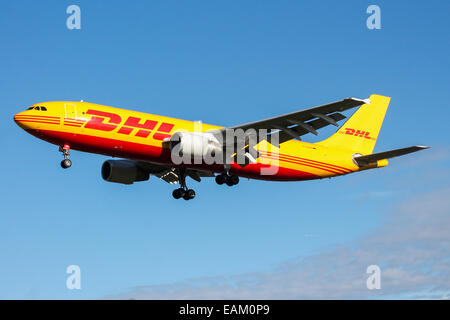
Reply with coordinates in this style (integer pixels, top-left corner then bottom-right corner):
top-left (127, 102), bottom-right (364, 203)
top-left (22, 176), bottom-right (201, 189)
top-left (215, 173), bottom-right (239, 186)
top-left (59, 144), bottom-right (72, 169)
top-left (172, 169), bottom-right (196, 200)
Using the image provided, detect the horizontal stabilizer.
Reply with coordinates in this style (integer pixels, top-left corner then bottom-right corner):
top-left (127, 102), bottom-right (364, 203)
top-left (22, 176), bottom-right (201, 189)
top-left (353, 146), bottom-right (429, 166)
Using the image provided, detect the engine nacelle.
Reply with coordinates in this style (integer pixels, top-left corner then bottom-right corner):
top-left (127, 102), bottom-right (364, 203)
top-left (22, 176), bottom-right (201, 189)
top-left (169, 132), bottom-right (222, 160)
top-left (101, 160), bottom-right (149, 185)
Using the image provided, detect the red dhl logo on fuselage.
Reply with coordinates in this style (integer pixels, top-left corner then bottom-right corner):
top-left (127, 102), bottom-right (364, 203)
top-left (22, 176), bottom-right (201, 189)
top-left (341, 128), bottom-right (376, 140)
top-left (82, 109), bottom-right (174, 140)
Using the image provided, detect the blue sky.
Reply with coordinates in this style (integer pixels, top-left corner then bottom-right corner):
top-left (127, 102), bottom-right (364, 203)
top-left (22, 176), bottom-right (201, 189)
top-left (0, 1), bottom-right (449, 299)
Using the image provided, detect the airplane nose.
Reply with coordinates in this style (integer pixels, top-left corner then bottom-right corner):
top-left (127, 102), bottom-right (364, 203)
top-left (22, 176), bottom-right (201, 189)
top-left (14, 111), bottom-right (29, 129)
top-left (14, 112), bottom-right (21, 123)
top-left (14, 111), bottom-right (23, 122)
top-left (14, 112), bottom-right (21, 122)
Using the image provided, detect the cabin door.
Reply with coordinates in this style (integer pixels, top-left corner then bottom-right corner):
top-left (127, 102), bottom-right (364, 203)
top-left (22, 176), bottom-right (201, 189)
top-left (64, 103), bottom-right (77, 120)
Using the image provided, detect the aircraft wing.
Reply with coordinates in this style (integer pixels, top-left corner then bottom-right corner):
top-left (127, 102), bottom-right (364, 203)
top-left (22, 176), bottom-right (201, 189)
top-left (353, 146), bottom-right (430, 166)
top-left (210, 97), bottom-right (369, 144)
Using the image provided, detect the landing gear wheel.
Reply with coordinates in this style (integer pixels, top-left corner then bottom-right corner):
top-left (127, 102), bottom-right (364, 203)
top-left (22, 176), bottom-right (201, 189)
top-left (172, 188), bottom-right (185, 199)
top-left (61, 159), bottom-right (72, 169)
top-left (183, 189), bottom-right (196, 200)
top-left (215, 174), bottom-right (226, 185)
top-left (228, 175), bottom-right (239, 186)
top-left (218, 173), bottom-right (239, 186)
top-left (59, 144), bottom-right (72, 169)
top-left (225, 178), bottom-right (234, 186)
top-left (172, 169), bottom-right (196, 200)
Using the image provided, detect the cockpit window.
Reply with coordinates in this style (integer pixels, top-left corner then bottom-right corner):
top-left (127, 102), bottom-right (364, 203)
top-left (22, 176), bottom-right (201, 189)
top-left (25, 105), bottom-right (47, 111)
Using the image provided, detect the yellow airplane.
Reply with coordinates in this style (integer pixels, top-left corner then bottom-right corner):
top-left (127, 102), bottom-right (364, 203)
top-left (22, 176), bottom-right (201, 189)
top-left (14, 94), bottom-right (428, 200)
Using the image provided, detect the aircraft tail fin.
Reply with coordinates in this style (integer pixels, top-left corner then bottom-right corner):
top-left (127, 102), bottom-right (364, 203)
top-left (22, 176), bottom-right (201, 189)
top-left (316, 94), bottom-right (390, 155)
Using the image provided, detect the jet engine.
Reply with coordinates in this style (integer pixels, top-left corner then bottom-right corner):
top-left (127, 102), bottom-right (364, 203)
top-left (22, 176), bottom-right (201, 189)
top-left (101, 160), bottom-right (149, 184)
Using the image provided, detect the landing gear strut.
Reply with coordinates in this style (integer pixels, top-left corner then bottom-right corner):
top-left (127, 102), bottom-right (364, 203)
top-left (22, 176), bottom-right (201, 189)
top-left (215, 173), bottom-right (239, 186)
top-left (59, 144), bottom-right (72, 169)
top-left (172, 169), bottom-right (196, 200)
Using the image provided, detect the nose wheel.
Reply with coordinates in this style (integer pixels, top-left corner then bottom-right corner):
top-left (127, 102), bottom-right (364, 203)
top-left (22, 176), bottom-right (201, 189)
top-left (61, 159), bottom-right (72, 169)
top-left (172, 169), bottom-right (196, 200)
top-left (59, 144), bottom-right (72, 169)
top-left (215, 173), bottom-right (239, 186)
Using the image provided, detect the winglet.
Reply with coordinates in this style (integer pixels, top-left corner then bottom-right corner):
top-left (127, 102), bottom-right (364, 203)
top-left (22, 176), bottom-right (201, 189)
top-left (350, 97), bottom-right (371, 105)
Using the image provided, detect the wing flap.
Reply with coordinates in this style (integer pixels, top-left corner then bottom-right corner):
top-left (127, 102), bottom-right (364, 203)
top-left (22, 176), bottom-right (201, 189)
top-left (277, 112), bottom-right (347, 143)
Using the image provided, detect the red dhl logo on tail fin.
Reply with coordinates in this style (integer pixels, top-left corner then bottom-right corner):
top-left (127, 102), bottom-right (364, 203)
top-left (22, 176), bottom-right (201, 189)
top-left (342, 128), bottom-right (376, 140)
top-left (83, 109), bottom-right (174, 140)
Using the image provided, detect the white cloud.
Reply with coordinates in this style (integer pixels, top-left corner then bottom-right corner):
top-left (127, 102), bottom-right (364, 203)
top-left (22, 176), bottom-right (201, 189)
top-left (106, 187), bottom-right (450, 299)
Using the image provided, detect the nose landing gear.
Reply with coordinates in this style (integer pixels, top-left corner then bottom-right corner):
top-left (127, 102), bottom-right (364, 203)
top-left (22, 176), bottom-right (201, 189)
top-left (59, 144), bottom-right (72, 169)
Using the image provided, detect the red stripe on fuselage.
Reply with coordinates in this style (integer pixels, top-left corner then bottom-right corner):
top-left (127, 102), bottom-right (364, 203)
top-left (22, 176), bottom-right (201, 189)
top-left (63, 121), bottom-right (84, 125)
top-left (25, 129), bottom-right (321, 181)
top-left (64, 118), bottom-right (85, 122)
top-left (259, 150), bottom-right (351, 173)
top-left (64, 120), bottom-right (85, 124)
top-left (260, 150), bottom-right (350, 170)
top-left (260, 154), bottom-right (344, 175)
top-left (15, 115), bottom-right (60, 120)
top-left (271, 155), bottom-right (349, 174)
top-left (16, 119), bottom-right (60, 125)
top-left (64, 123), bottom-right (83, 127)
